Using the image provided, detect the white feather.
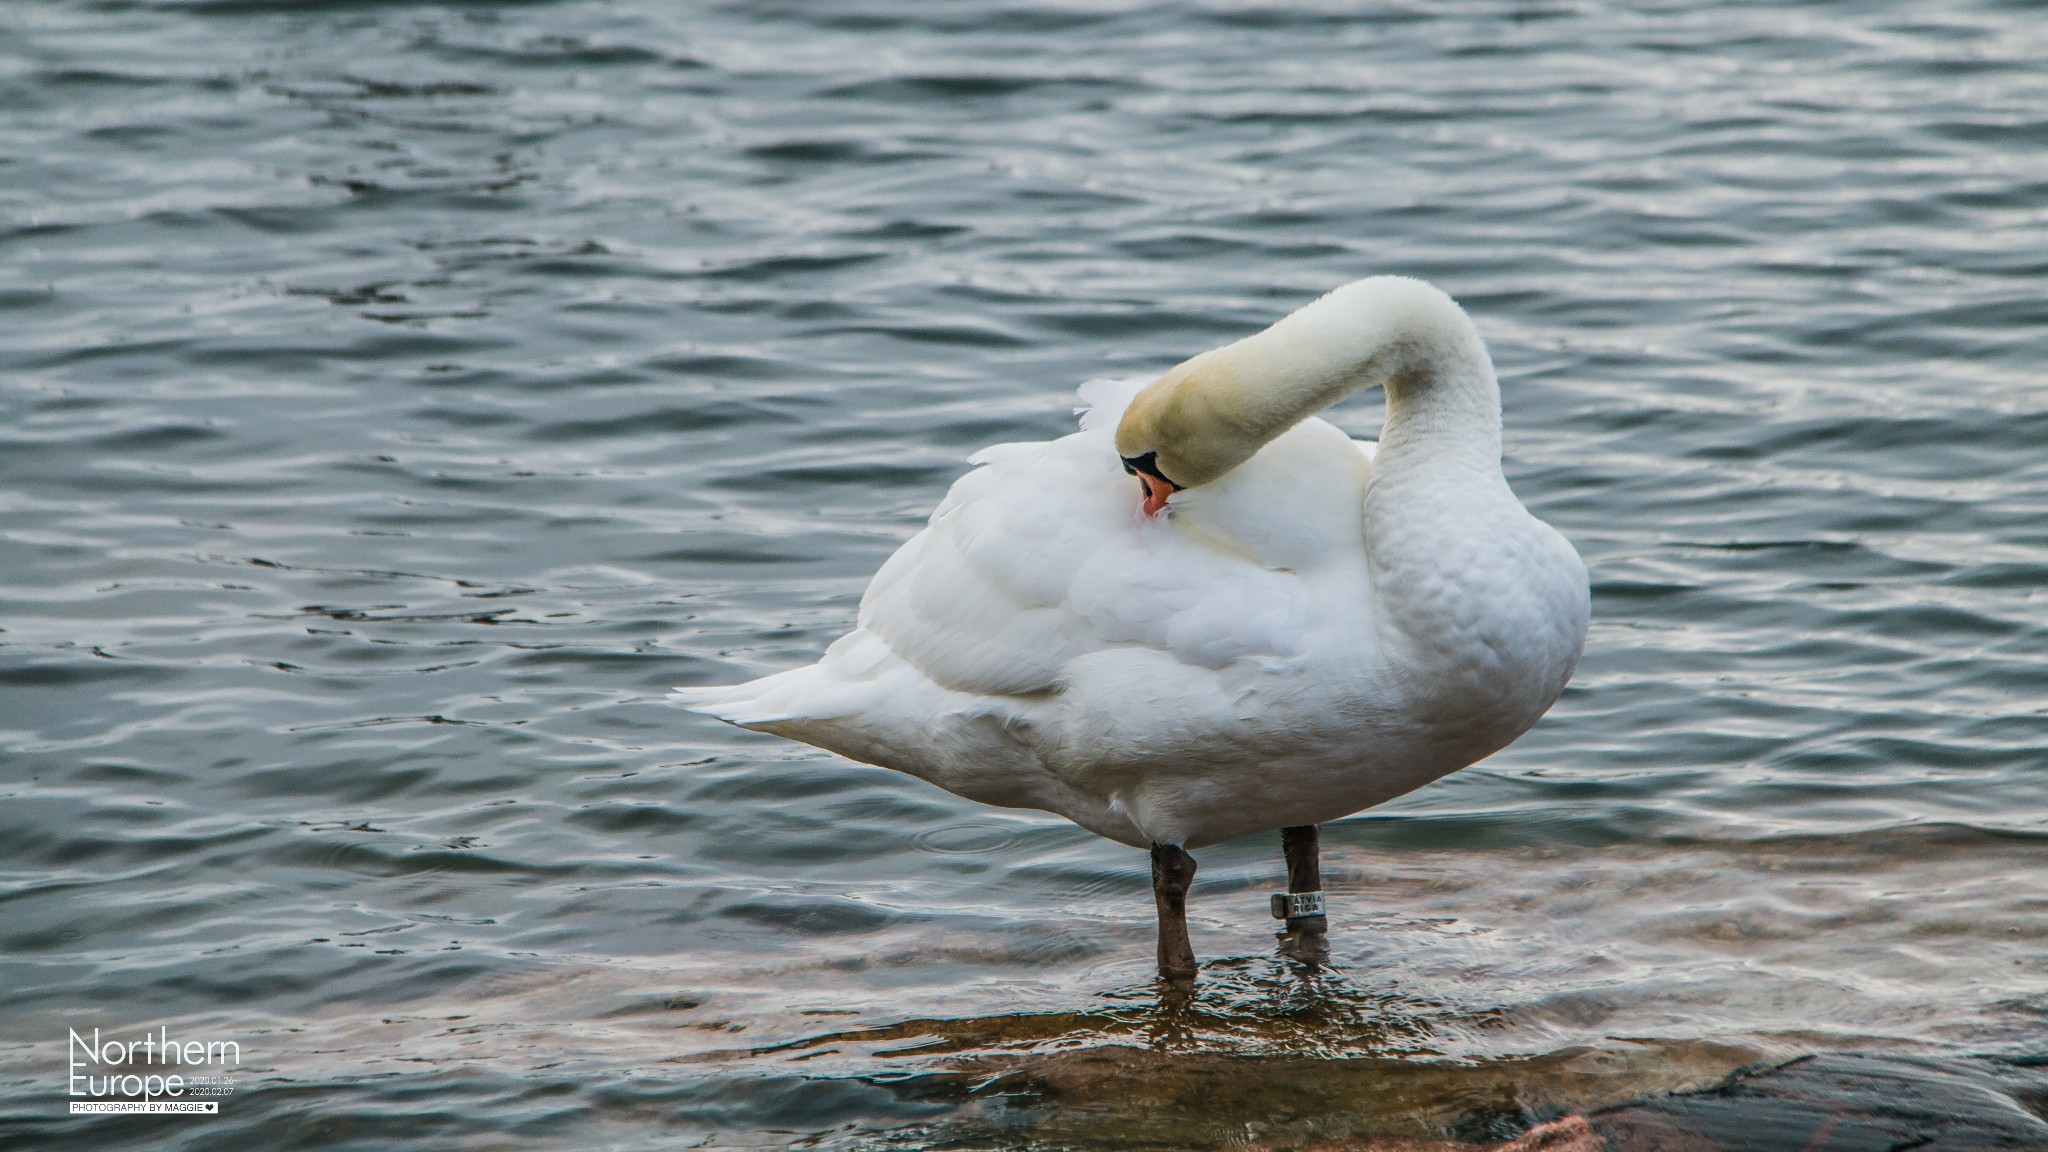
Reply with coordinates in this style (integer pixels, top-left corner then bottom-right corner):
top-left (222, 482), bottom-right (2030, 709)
top-left (672, 279), bottom-right (1589, 850)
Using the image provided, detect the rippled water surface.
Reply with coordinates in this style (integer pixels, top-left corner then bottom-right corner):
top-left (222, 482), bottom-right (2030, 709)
top-left (4, 1), bottom-right (2046, 1148)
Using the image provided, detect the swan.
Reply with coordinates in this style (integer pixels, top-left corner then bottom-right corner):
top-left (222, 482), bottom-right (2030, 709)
top-left (672, 276), bottom-right (1589, 983)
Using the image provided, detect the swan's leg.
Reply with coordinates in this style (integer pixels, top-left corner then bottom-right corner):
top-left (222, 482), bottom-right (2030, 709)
top-left (1279, 824), bottom-right (1328, 935)
top-left (1150, 843), bottom-right (1198, 984)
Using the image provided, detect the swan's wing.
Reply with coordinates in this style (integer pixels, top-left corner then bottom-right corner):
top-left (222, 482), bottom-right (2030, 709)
top-left (681, 376), bottom-right (1357, 709)
top-left (1075, 374), bottom-right (1149, 431)
top-left (850, 378), bottom-right (1146, 696)
top-left (857, 435), bottom-right (1129, 695)
top-left (858, 431), bottom-right (1317, 698)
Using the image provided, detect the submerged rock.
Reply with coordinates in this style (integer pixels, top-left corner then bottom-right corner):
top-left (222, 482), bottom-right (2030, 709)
top-left (1579, 1053), bottom-right (2048, 1152)
top-left (1271, 1053), bottom-right (2048, 1152)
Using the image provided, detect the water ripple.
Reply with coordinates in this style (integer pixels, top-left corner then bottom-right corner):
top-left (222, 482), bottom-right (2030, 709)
top-left (4, 1), bottom-right (2046, 1148)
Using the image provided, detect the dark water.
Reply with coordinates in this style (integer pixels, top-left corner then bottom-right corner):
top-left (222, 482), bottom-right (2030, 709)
top-left (3, 1), bottom-right (2046, 1147)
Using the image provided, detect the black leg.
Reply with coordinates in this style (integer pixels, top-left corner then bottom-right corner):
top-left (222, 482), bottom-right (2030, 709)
top-left (1279, 824), bottom-right (1328, 935)
top-left (1150, 843), bottom-right (1198, 984)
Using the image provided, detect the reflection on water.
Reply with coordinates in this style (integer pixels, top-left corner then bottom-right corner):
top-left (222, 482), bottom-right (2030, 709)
top-left (5, 0), bottom-right (2048, 1147)
top-left (9, 824), bottom-right (2039, 1146)
top-left (760, 957), bottom-right (1455, 1062)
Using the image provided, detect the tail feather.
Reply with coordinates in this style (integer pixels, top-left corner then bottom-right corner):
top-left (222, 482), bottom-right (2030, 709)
top-left (667, 683), bottom-right (796, 727)
top-left (670, 659), bottom-right (869, 730)
top-left (673, 630), bottom-right (908, 731)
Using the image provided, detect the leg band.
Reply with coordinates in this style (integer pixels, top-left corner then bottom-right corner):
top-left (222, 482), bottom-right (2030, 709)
top-left (1269, 891), bottom-right (1326, 920)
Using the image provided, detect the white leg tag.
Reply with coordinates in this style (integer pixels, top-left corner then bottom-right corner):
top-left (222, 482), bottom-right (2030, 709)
top-left (1269, 891), bottom-right (1326, 919)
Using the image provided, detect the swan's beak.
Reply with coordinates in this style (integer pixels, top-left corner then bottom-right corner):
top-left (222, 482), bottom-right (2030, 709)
top-left (1121, 451), bottom-right (1182, 517)
top-left (1138, 472), bottom-right (1178, 517)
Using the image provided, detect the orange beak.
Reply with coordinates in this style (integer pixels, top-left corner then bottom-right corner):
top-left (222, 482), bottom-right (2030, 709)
top-left (1138, 472), bottom-right (1177, 517)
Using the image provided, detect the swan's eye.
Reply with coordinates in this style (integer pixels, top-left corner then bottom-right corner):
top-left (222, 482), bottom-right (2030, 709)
top-left (1120, 451), bottom-right (1177, 488)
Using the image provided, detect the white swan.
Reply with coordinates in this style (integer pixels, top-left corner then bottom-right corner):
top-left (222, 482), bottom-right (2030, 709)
top-left (673, 276), bottom-right (1589, 982)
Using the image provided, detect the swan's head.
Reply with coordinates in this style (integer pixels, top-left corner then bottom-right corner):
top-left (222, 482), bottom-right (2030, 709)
top-left (1114, 276), bottom-right (1489, 515)
top-left (1114, 343), bottom-right (1254, 514)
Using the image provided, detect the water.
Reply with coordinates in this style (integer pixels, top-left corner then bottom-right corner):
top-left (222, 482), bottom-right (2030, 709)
top-left (3, 1), bottom-right (2046, 1147)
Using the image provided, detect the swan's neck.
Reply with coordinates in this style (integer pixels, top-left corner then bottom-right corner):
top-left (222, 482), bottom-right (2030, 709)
top-left (1115, 277), bottom-right (1503, 489)
top-left (1371, 325), bottom-right (1502, 476)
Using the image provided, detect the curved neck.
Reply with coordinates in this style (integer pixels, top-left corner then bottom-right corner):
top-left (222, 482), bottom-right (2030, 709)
top-left (1116, 277), bottom-right (1503, 488)
top-left (1372, 322), bottom-right (1501, 472)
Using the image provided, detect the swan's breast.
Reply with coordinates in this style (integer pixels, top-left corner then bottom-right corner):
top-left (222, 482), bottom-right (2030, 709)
top-left (1367, 482), bottom-right (1589, 751)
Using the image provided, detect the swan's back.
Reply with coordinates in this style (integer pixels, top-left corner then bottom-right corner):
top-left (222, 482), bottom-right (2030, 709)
top-left (857, 378), bottom-right (1376, 698)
